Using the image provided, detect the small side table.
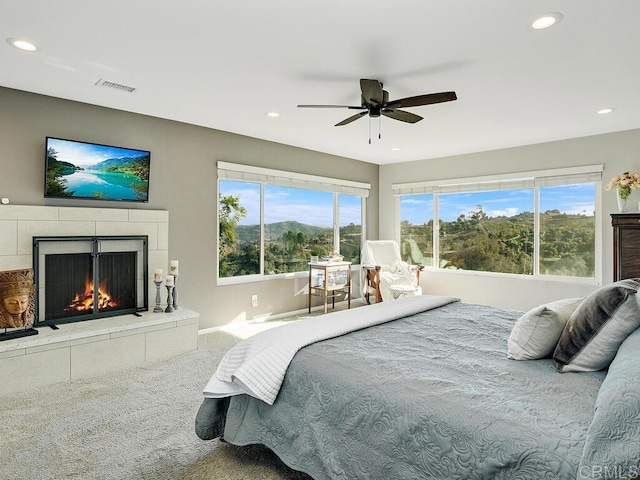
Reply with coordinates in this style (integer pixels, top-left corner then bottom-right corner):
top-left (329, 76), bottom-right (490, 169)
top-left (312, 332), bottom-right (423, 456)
top-left (308, 261), bottom-right (352, 314)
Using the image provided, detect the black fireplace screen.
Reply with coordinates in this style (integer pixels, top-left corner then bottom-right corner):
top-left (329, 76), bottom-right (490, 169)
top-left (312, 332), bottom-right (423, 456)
top-left (44, 252), bottom-right (137, 320)
top-left (33, 236), bottom-right (148, 326)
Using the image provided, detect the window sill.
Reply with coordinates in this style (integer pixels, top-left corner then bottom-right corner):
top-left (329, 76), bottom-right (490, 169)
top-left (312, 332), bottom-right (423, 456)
top-left (218, 265), bottom-right (361, 286)
top-left (423, 267), bottom-right (601, 286)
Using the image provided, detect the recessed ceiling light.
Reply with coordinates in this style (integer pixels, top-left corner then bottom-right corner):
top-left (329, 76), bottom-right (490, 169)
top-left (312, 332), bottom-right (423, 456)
top-left (6, 37), bottom-right (38, 52)
top-left (597, 108), bottom-right (616, 115)
top-left (391, 147), bottom-right (401, 151)
top-left (266, 111), bottom-right (280, 118)
top-left (532, 12), bottom-right (563, 30)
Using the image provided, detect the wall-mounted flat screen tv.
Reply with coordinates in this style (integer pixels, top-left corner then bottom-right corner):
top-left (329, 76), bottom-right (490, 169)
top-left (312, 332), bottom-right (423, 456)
top-left (45, 137), bottom-right (150, 202)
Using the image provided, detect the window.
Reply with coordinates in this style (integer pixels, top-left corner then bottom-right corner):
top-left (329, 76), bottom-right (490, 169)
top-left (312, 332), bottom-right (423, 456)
top-left (539, 183), bottom-right (596, 277)
top-left (264, 185), bottom-right (334, 275)
top-left (395, 166), bottom-right (601, 280)
top-left (219, 180), bottom-right (260, 278)
top-left (339, 194), bottom-right (363, 265)
top-left (438, 189), bottom-right (534, 274)
top-left (400, 194), bottom-right (434, 266)
top-left (218, 162), bottom-right (369, 282)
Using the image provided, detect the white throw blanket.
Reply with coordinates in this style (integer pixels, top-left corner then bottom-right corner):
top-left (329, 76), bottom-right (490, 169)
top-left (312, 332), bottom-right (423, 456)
top-left (360, 240), bottom-right (422, 301)
top-left (203, 295), bottom-right (459, 405)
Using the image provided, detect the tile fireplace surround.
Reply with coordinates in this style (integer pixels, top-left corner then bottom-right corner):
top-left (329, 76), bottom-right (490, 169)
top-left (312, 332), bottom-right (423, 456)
top-left (0, 205), bottom-right (199, 395)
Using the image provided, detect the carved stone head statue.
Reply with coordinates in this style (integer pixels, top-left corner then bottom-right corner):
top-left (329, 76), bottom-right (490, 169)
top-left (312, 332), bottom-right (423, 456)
top-left (0, 268), bottom-right (36, 329)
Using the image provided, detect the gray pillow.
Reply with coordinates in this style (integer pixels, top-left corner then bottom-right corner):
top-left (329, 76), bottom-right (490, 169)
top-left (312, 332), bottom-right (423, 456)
top-left (553, 279), bottom-right (640, 373)
top-left (507, 297), bottom-right (583, 360)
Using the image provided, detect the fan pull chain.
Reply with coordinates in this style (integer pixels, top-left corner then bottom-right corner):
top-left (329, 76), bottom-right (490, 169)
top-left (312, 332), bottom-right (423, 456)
top-left (379, 117), bottom-right (382, 140)
top-left (368, 116), bottom-right (371, 144)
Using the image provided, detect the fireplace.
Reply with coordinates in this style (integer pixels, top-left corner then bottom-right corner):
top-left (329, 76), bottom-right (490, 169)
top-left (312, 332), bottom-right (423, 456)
top-left (33, 236), bottom-right (148, 326)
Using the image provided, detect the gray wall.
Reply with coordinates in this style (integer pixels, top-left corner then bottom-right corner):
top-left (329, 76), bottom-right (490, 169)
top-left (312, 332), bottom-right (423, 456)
top-left (380, 129), bottom-right (640, 311)
top-left (0, 87), bottom-right (379, 329)
top-left (4, 85), bottom-right (637, 324)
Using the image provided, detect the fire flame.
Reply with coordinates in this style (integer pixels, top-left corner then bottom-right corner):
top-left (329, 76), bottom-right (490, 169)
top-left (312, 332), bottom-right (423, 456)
top-left (64, 278), bottom-right (117, 312)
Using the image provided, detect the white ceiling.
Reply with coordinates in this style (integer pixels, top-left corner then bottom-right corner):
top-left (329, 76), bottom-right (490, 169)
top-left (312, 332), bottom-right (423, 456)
top-left (2, 1), bottom-right (639, 165)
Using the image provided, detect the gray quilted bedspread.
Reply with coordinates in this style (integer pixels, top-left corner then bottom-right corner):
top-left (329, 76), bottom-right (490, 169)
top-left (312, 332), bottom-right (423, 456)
top-left (196, 302), bottom-right (607, 479)
top-left (578, 326), bottom-right (640, 479)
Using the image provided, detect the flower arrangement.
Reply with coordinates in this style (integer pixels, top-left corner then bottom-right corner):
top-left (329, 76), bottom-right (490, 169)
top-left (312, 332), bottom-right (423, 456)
top-left (605, 171), bottom-right (640, 200)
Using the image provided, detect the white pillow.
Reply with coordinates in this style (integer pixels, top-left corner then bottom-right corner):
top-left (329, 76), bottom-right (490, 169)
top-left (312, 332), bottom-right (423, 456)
top-left (554, 279), bottom-right (640, 373)
top-left (507, 297), bottom-right (583, 360)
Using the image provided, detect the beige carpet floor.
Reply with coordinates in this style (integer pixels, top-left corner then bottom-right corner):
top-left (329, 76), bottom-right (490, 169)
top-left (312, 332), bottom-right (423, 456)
top-left (0, 328), bottom-right (313, 480)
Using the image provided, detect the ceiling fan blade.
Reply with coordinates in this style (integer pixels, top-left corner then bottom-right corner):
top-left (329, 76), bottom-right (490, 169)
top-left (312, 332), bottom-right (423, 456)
top-left (360, 79), bottom-right (383, 106)
top-left (335, 111), bottom-right (368, 126)
top-left (381, 109), bottom-right (423, 124)
top-left (387, 91), bottom-right (457, 109)
top-left (298, 104), bottom-right (366, 109)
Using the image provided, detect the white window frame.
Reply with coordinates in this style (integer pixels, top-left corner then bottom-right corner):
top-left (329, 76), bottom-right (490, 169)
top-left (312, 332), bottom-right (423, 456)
top-left (217, 162), bottom-right (369, 285)
top-left (393, 165), bottom-right (603, 284)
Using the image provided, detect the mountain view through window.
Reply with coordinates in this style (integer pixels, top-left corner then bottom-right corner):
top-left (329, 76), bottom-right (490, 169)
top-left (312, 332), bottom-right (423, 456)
top-left (400, 183), bottom-right (596, 278)
top-left (219, 180), bottom-right (363, 278)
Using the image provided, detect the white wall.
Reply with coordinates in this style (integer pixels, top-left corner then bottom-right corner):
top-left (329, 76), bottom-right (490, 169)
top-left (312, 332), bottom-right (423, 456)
top-left (380, 129), bottom-right (640, 311)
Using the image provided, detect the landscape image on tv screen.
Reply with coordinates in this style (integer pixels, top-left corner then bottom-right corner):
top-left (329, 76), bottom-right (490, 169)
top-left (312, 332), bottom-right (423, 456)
top-left (45, 137), bottom-right (150, 202)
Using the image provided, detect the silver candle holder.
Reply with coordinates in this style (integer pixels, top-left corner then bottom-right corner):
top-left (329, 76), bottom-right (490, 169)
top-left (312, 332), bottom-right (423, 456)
top-left (165, 284), bottom-right (175, 313)
top-left (153, 279), bottom-right (163, 313)
top-left (171, 273), bottom-right (179, 310)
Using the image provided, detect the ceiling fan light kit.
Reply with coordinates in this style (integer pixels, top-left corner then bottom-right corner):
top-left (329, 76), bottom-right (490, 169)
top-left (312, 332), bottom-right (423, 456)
top-left (298, 79), bottom-right (457, 142)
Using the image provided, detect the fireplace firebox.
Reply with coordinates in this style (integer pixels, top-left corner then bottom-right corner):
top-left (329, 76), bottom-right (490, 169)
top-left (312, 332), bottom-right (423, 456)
top-left (33, 236), bottom-right (148, 326)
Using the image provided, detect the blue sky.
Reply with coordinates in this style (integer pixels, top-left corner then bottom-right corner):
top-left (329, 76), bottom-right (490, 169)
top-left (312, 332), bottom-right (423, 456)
top-left (401, 183), bottom-right (596, 223)
top-left (48, 138), bottom-right (146, 168)
top-left (219, 181), bottom-right (362, 227)
top-left (220, 181), bottom-right (595, 227)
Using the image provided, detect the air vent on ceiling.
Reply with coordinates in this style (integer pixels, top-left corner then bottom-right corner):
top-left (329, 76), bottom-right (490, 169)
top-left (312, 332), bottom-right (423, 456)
top-left (95, 78), bottom-right (136, 93)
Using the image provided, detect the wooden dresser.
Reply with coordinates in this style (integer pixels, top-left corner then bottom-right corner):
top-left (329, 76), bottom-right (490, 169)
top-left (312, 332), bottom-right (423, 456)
top-left (611, 213), bottom-right (640, 281)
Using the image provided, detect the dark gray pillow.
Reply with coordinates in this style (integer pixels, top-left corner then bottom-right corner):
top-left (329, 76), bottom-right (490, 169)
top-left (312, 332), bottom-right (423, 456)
top-left (553, 278), bottom-right (640, 372)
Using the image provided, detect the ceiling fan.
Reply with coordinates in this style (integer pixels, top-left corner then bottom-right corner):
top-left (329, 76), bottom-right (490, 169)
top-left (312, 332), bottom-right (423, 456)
top-left (297, 79), bottom-right (457, 128)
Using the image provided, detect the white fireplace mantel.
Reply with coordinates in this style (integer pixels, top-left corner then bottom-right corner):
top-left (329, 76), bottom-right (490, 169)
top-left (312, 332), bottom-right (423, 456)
top-left (0, 205), bottom-right (168, 279)
top-left (0, 205), bottom-right (199, 395)
top-left (0, 205), bottom-right (169, 311)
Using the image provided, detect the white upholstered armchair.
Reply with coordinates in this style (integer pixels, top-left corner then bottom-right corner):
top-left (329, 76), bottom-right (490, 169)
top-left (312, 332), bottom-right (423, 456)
top-left (361, 240), bottom-right (423, 303)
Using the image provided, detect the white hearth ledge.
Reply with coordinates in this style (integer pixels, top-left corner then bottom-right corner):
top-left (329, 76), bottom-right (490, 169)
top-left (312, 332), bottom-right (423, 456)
top-left (0, 309), bottom-right (199, 396)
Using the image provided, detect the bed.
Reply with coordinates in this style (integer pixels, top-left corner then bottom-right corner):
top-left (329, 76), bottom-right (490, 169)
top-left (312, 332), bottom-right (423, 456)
top-left (196, 292), bottom-right (640, 480)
